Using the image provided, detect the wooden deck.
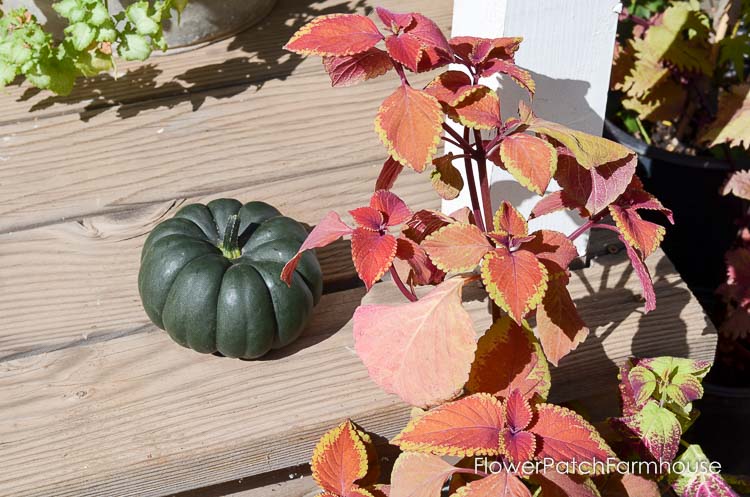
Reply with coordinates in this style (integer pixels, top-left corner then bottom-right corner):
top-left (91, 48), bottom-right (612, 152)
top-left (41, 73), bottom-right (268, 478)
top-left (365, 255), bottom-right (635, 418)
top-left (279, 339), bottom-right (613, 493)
top-left (0, 0), bottom-right (716, 495)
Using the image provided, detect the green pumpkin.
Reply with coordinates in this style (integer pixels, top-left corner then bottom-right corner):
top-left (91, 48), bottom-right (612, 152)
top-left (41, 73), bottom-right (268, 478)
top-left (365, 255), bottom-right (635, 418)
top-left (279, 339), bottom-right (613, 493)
top-left (138, 199), bottom-right (322, 359)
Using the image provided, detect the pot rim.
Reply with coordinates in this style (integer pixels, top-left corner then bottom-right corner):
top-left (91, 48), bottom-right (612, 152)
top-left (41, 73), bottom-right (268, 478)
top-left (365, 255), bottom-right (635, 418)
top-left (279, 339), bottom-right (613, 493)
top-left (603, 119), bottom-right (734, 172)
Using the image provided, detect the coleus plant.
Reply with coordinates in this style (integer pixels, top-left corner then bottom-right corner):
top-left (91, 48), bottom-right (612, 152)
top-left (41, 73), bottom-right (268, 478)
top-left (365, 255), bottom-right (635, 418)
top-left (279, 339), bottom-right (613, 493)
top-left (611, 0), bottom-right (750, 154)
top-left (281, 7), bottom-right (738, 496)
top-left (0, 0), bottom-right (187, 95)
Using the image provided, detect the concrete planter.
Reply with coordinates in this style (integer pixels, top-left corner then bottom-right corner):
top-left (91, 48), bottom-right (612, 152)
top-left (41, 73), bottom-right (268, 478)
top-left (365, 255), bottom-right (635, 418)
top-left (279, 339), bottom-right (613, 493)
top-left (2, 0), bottom-right (278, 50)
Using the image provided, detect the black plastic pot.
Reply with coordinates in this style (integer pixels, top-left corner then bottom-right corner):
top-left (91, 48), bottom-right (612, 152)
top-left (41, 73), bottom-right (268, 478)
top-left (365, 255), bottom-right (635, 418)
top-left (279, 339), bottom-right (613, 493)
top-left (604, 120), bottom-right (746, 301)
top-left (686, 382), bottom-right (750, 475)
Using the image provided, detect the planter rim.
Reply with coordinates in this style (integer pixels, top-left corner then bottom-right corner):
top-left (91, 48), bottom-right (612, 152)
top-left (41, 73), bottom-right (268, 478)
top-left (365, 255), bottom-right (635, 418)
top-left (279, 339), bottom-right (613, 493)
top-left (604, 119), bottom-right (734, 172)
top-left (703, 381), bottom-right (750, 398)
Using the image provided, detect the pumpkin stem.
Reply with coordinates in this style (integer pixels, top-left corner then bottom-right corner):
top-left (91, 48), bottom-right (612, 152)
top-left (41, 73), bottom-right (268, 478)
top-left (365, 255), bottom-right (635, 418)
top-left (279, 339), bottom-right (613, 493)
top-left (220, 214), bottom-right (242, 260)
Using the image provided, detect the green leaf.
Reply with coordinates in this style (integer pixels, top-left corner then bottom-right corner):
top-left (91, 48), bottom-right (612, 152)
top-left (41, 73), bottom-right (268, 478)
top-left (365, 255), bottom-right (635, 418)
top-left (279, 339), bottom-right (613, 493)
top-left (118, 32), bottom-right (152, 60)
top-left (97, 27), bottom-right (117, 43)
top-left (66, 21), bottom-right (96, 51)
top-left (126, 2), bottom-right (160, 35)
top-left (0, 60), bottom-right (18, 86)
top-left (0, 39), bottom-right (32, 65)
top-left (74, 49), bottom-right (112, 76)
top-left (623, 400), bottom-right (682, 463)
top-left (88, 2), bottom-right (111, 27)
top-left (669, 444), bottom-right (738, 497)
top-left (53, 0), bottom-right (87, 23)
top-left (173, 0), bottom-right (189, 14)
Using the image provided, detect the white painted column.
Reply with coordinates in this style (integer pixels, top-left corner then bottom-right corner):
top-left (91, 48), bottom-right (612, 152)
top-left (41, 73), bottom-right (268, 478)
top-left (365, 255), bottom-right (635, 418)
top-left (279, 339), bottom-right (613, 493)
top-left (443, 0), bottom-right (622, 254)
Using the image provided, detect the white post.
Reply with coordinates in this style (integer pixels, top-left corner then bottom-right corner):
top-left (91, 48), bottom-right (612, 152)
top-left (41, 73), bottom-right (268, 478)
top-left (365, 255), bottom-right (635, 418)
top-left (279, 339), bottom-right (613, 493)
top-left (443, 0), bottom-right (622, 255)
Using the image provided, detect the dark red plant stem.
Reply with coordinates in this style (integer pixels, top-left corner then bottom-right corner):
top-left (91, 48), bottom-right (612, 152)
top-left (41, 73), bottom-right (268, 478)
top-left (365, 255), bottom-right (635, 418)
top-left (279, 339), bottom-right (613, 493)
top-left (474, 129), bottom-right (494, 232)
top-left (390, 266), bottom-right (418, 302)
top-left (442, 123), bottom-right (473, 152)
top-left (441, 136), bottom-right (463, 148)
top-left (591, 223), bottom-right (620, 234)
top-left (568, 212), bottom-right (608, 241)
top-left (462, 127), bottom-right (486, 233)
top-left (394, 62), bottom-right (410, 86)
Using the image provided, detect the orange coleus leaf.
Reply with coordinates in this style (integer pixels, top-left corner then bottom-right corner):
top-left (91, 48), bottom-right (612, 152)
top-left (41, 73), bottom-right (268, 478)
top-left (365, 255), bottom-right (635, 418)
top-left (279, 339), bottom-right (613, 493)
top-left (311, 420), bottom-right (370, 495)
top-left (454, 471), bottom-right (532, 497)
top-left (375, 157), bottom-right (404, 191)
top-left (533, 472), bottom-right (601, 497)
top-left (555, 147), bottom-right (638, 216)
top-left (536, 270), bottom-right (589, 367)
top-left (493, 201), bottom-right (528, 237)
top-left (422, 223), bottom-right (492, 272)
top-left (371, 189), bottom-right (412, 226)
top-left (282, 211), bottom-right (353, 285)
top-left (375, 85), bottom-right (443, 172)
top-left (431, 153), bottom-right (465, 200)
top-left (350, 206), bottom-right (384, 231)
top-left (377, 7), bottom-right (452, 72)
top-left (389, 452), bottom-right (461, 497)
top-left (617, 229), bottom-right (657, 313)
top-left (467, 316), bottom-right (551, 401)
top-left (594, 473), bottom-right (661, 497)
top-left (285, 14), bottom-right (383, 57)
top-left (448, 88), bottom-right (502, 130)
top-left (481, 246), bottom-right (548, 323)
top-left (501, 389), bottom-right (537, 464)
top-left (481, 59), bottom-right (535, 95)
top-left (392, 393), bottom-right (505, 456)
top-left (530, 191), bottom-right (568, 219)
top-left (520, 101), bottom-right (632, 170)
top-left (424, 70), bottom-right (484, 106)
top-left (351, 228), bottom-right (397, 290)
top-left (530, 404), bottom-right (615, 471)
top-left (354, 277), bottom-right (477, 407)
top-left (495, 133), bottom-right (557, 195)
top-left (323, 48), bottom-right (393, 87)
top-left (609, 178), bottom-right (673, 258)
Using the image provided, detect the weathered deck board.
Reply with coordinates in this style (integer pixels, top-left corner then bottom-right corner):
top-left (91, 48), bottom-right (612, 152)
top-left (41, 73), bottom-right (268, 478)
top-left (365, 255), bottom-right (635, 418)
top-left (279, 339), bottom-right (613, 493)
top-left (0, 248), bottom-right (716, 497)
top-left (0, 0), bottom-right (450, 234)
top-left (0, 0), bottom-right (452, 124)
top-left (0, 176), bottom-right (437, 360)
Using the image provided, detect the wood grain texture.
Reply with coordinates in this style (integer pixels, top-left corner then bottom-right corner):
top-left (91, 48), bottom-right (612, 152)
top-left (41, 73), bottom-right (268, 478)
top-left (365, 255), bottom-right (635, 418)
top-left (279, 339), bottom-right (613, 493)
top-left (0, 247), bottom-right (716, 497)
top-left (226, 477), bottom-right (318, 497)
top-left (0, 0), bottom-right (451, 234)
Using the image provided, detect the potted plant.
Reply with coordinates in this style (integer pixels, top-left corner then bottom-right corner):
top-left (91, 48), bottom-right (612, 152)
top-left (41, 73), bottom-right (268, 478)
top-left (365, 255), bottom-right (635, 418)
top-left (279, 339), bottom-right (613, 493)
top-left (0, 0), bottom-right (278, 95)
top-left (607, 0), bottom-right (750, 300)
top-left (278, 7), bottom-right (741, 496)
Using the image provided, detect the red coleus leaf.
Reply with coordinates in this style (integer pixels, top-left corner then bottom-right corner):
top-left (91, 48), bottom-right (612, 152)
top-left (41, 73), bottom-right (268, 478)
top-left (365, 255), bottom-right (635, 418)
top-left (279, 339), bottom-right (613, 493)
top-left (351, 228), bottom-right (398, 290)
top-left (555, 147), bottom-right (638, 216)
top-left (393, 236), bottom-right (444, 288)
top-left (282, 211), bottom-right (353, 285)
top-left (448, 88), bottom-right (502, 130)
top-left (285, 14), bottom-right (383, 57)
top-left (377, 7), bottom-right (451, 72)
top-left (371, 189), bottom-right (412, 226)
top-left (501, 389), bottom-right (537, 464)
top-left (481, 59), bottom-right (535, 95)
top-left (323, 48), bottom-right (393, 87)
top-left (467, 316), bottom-right (551, 401)
top-left (530, 404), bottom-right (616, 472)
top-left (493, 201), bottom-right (528, 237)
top-left (454, 471), bottom-right (532, 497)
top-left (392, 393), bottom-right (505, 456)
top-left (520, 101), bottom-right (632, 170)
top-left (424, 70), bottom-right (484, 106)
top-left (493, 133), bottom-right (557, 195)
top-left (481, 245), bottom-right (548, 324)
top-left (535, 270), bottom-right (589, 366)
top-left (389, 452), bottom-right (461, 497)
top-left (375, 85), bottom-right (443, 172)
top-left (534, 472), bottom-right (602, 497)
top-left (422, 222), bottom-right (493, 272)
top-left (530, 191), bottom-right (568, 219)
top-left (610, 178), bottom-right (673, 258)
top-left (311, 420), bottom-right (374, 496)
top-left (375, 157), bottom-right (404, 191)
top-left (449, 36), bottom-right (522, 66)
top-left (350, 206), bottom-right (384, 231)
top-left (521, 229), bottom-right (579, 271)
top-left (354, 277), bottom-right (477, 407)
top-left (619, 231), bottom-right (657, 313)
